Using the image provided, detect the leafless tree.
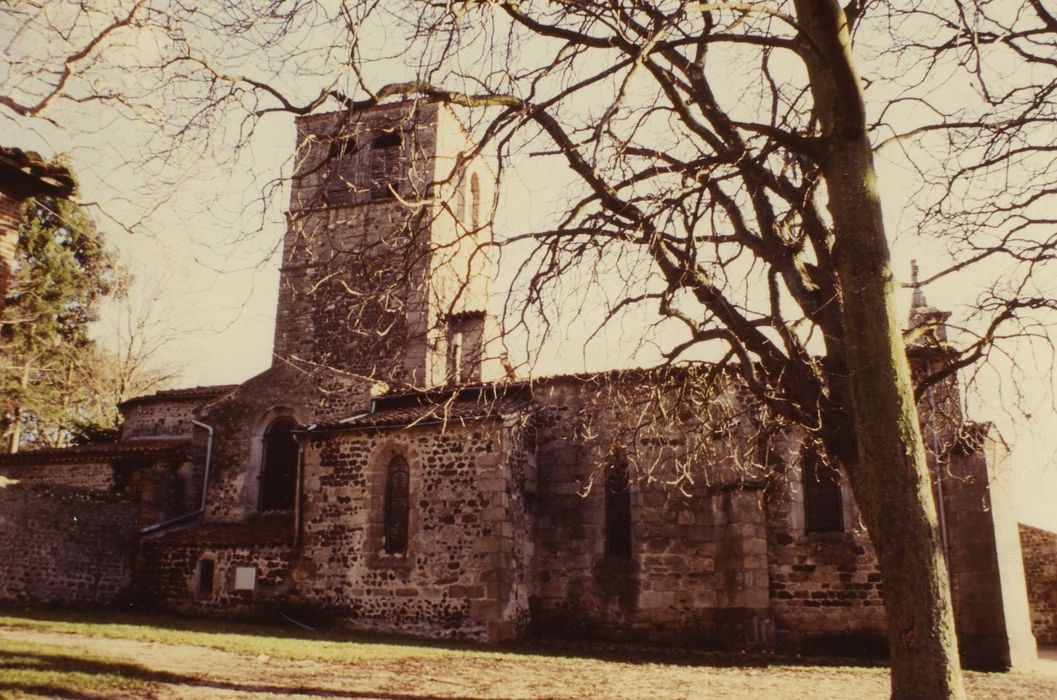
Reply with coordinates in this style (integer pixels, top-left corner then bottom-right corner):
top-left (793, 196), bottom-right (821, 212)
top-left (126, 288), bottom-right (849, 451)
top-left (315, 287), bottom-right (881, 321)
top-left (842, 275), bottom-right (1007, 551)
top-left (6, 2), bottom-right (1057, 697)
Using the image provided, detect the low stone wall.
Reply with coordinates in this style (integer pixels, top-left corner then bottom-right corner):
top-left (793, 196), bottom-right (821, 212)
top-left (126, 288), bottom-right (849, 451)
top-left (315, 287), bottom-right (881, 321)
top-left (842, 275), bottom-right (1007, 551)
top-left (1020, 524), bottom-right (1057, 643)
top-left (0, 482), bottom-right (135, 606)
top-left (137, 539), bottom-right (296, 617)
top-left (0, 459), bottom-right (113, 492)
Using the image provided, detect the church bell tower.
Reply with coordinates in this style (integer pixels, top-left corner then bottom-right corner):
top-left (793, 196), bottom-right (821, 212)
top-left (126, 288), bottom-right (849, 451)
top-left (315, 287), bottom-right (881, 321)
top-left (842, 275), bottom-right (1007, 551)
top-left (272, 101), bottom-right (498, 392)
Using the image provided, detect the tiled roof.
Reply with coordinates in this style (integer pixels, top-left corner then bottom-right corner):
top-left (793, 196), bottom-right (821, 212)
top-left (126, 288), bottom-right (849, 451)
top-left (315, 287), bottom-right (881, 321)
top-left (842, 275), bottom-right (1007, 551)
top-left (316, 366), bottom-right (723, 432)
top-left (371, 364), bottom-right (737, 400)
top-left (118, 384), bottom-right (239, 409)
top-left (523, 363), bottom-right (740, 386)
top-left (149, 512), bottom-right (295, 546)
top-left (313, 383), bottom-right (531, 432)
top-left (334, 396), bottom-right (529, 431)
top-left (0, 438), bottom-right (192, 467)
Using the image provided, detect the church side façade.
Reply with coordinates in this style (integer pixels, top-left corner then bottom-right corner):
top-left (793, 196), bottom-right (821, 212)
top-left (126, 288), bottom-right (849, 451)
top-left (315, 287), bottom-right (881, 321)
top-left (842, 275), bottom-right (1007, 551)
top-left (0, 102), bottom-right (1047, 669)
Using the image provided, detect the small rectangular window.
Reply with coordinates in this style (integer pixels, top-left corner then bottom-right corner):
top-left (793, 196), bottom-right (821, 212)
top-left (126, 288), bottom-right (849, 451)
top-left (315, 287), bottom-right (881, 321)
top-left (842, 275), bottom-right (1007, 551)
top-left (197, 559), bottom-right (215, 595)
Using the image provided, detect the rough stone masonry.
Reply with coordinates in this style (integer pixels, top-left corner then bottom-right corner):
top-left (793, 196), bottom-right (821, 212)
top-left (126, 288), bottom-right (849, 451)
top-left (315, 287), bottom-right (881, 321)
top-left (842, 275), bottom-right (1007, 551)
top-left (0, 102), bottom-right (1050, 671)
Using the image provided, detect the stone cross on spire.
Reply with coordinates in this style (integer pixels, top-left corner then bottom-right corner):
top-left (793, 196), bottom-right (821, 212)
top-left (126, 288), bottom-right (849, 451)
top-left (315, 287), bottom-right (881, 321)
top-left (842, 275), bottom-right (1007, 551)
top-left (911, 259), bottom-right (927, 309)
top-left (907, 259), bottom-right (950, 345)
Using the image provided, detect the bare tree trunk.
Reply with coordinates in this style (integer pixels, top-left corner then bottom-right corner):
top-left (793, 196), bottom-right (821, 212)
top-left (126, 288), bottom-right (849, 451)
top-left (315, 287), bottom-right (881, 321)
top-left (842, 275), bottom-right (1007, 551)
top-left (828, 140), bottom-right (965, 699)
top-left (795, 1), bottom-right (966, 698)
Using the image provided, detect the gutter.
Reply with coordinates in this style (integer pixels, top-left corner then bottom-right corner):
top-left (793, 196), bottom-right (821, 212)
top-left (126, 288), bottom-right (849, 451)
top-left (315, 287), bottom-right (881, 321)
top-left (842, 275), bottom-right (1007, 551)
top-left (140, 419), bottom-right (214, 534)
top-left (307, 413), bottom-right (505, 434)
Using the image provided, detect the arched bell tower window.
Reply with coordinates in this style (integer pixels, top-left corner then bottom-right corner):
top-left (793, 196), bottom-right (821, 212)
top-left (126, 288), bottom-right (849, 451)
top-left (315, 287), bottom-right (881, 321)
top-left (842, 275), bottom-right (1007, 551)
top-left (324, 136), bottom-right (358, 205)
top-left (469, 172), bottom-right (481, 230)
top-left (605, 456), bottom-right (632, 559)
top-left (259, 417), bottom-right (298, 511)
top-left (369, 132), bottom-right (402, 200)
top-left (384, 455), bottom-right (410, 554)
top-left (455, 177), bottom-right (467, 227)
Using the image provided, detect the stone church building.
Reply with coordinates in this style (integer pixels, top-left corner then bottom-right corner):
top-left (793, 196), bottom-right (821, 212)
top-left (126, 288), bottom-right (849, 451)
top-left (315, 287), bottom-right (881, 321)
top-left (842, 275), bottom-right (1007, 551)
top-left (1, 102), bottom-right (1054, 670)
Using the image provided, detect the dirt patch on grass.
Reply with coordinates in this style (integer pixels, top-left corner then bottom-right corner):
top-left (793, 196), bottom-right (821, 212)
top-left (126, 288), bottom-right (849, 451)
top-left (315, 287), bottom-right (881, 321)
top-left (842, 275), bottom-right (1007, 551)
top-left (2, 626), bottom-right (1056, 699)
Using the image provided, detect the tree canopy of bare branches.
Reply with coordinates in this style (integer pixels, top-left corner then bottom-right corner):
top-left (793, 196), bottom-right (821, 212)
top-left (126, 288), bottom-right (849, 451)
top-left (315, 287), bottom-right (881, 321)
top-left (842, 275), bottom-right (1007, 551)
top-left (5, 2), bottom-right (1057, 698)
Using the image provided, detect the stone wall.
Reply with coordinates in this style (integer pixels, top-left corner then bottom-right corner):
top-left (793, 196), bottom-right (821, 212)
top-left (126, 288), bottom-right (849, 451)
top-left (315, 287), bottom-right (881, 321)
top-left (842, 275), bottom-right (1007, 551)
top-left (941, 431), bottom-right (1037, 669)
top-left (0, 482), bottom-right (135, 606)
top-left (277, 104), bottom-right (441, 388)
top-left (275, 103), bottom-right (495, 390)
top-left (137, 516), bottom-right (296, 616)
top-left (0, 459), bottom-right (113, 492)
top-left (275, 203), bottom-right (425, 387)
top-left (527, 375), bottom-right (774, 648)
top-left (765, 485), bottom-right (886, 654)
top-left (1020, 524), bottom-right (1057, 643)
top-left (129, 456), bottom-right (201, 530)
top-left (121, 399), bottom-right (201, 440)
top-left (293, 416), bottom-right (532, 641)
top-left (197, 364), bottom-right (371, 522)
top-left (140, 413), bottom-right (532, 642)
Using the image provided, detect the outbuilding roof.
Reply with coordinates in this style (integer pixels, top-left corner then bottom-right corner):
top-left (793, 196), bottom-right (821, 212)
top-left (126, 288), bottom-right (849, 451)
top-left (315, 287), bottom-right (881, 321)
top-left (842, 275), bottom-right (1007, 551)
top-left (0, 146), bottom-right (75, 199)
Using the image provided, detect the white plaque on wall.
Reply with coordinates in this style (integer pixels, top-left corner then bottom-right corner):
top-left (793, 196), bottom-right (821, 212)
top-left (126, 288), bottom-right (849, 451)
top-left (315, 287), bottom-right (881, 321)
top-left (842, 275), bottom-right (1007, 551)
top-left (233, 566), bottom-right (257, 591)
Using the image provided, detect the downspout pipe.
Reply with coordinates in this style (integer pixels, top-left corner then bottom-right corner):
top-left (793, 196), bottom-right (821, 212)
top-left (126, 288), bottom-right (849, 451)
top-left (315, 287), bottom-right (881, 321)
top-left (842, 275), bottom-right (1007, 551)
top-left (292, 430), bottom-right (306, 548)
top-left (140, 419), bottom-right (214, 534)
top-left (192, 419), bottom-right (214, 513)
top-left (925, 368), bottom-right (950, 561)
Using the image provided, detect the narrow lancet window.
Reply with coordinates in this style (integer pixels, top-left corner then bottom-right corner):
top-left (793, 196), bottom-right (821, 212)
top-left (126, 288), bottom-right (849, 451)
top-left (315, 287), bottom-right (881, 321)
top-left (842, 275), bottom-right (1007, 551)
top-left (384, 455), bottom-right (410, 554)
top-left (803, 450), bottom-right (844, 533)
top-left (455, 178), bottom-right (467, 226)
top-left (469, 172), bottom-right (481, 230)
top-left (197, 558), bottom-right (215, 596)
top-left (605, 457), bottom-right (632, 559)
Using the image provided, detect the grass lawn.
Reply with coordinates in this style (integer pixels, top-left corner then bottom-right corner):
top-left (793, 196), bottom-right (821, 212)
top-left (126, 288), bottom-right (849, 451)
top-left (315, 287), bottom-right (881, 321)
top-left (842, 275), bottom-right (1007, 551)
top-left (0, 607), bottom-right (485, 663)
top-left (0, 637), bottom-right (173, 698)
top-left (0, 608), bottom-right (1052, 699)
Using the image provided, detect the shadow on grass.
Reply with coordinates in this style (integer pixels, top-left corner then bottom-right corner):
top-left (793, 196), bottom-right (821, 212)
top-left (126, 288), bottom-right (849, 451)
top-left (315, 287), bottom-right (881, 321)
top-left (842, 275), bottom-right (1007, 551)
top-left (0, 648), bottom-right (502, 700)
top-left (0, 605), bottom-right (886, 673)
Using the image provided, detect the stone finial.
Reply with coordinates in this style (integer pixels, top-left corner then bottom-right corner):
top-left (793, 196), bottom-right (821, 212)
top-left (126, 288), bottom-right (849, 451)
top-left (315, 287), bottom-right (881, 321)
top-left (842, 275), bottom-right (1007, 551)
top-left (911, 259), bottom-right (926, 309)
top-left (907, 259), bottom-right (951, 345)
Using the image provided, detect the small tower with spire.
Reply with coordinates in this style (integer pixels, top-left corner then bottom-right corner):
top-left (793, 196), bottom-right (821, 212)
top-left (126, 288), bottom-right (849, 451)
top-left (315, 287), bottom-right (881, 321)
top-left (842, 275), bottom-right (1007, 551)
top-left (907, 259), bottom-right (952, 347)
